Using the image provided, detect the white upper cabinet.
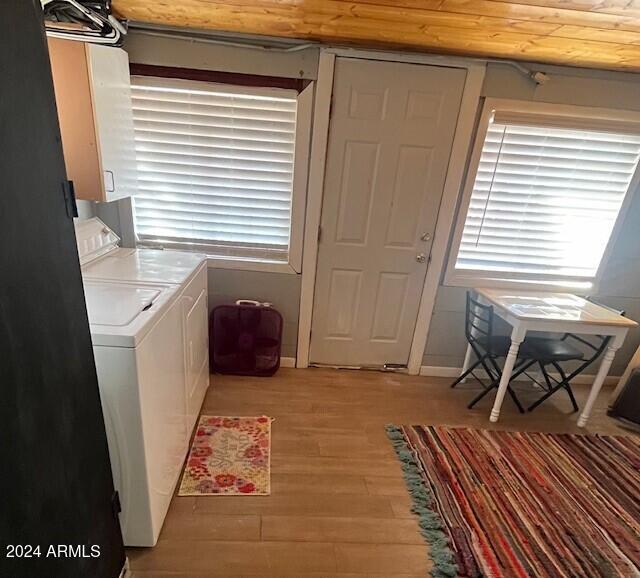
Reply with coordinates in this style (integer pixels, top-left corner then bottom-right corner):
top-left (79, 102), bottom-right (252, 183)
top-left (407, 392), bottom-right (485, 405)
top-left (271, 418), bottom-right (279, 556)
top-left (48, 38), bottom-right (137, 202)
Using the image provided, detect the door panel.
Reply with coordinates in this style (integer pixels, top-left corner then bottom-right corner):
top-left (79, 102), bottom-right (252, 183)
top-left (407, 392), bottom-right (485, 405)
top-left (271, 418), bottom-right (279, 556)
top-left (0, 2), bottom-right (125, 577)
top-left (310, 57), bottom-right (465, 367)
top-left (335, 142), bottom-right (380, 244)
top-left (326, 269), bottom-right (363, 339)
top-left (370, 273), bottom-right (409, 341)
top-left (349, 86), bottom-right (389, 120)
top-left (385, 146), bottom-right (433, 247)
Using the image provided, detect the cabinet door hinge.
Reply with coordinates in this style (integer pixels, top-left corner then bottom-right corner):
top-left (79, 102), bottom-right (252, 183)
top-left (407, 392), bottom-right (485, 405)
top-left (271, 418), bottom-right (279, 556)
top-left (317, 225), bottom-right (322, 243)
top-left (62, 180), bottom-right (77, 219)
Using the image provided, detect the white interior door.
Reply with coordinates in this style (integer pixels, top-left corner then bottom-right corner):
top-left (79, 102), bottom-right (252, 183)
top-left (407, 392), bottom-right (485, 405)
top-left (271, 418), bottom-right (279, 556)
top-left (310, 57), bottom-right (466, 367)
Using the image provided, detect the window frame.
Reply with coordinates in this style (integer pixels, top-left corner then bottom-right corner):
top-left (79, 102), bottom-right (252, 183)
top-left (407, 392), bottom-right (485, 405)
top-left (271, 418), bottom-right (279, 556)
top-left (129, 66), bottom-right (314, 275)
top-left (444, 98), bottom-right (640, 293)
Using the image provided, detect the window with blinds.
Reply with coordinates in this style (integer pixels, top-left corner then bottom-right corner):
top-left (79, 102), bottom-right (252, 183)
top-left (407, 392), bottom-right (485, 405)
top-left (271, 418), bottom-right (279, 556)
top-left (449, 102), bottom-right (640, 289)
top-left (130, 75), bottom-right (298, 263)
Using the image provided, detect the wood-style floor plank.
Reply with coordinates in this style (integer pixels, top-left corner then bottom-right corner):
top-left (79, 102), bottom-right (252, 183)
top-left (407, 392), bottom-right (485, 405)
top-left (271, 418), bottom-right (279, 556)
top-left (334, 543), bottom-right (432, 574)
top-left (261, 515), bottom-right (425, 544)
top-left (270, 473), bottom-right (369, 495)
top-left (193, 493), bottom-right (398, 518)
top-left (128, 367), bottom-right (631, 577)
top-left (159, 512), bottom-right (261, 541)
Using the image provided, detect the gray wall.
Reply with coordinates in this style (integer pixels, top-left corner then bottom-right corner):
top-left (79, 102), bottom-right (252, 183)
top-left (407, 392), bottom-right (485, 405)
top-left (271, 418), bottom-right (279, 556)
top-left (123, 31), bottom-right (319, 80)
top-left (120, 31), bottom-right (319, 359)
top-left (75, 200), bottom-right (95, 220)
top-left (105, 31), bottom-right (640, 369)
top-left (423, 62), bottom-right (640, 375)
top-left (207, 269), bottom-right (301, 358)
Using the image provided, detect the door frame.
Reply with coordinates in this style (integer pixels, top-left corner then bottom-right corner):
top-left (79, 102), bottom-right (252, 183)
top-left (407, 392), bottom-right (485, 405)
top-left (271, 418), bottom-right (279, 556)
top-left (296, 47), bottom-right (485, 374)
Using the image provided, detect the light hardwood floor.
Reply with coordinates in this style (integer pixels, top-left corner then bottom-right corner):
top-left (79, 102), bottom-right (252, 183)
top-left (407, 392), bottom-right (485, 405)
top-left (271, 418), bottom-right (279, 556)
top-left (128, 367), bottom-right (630, 578)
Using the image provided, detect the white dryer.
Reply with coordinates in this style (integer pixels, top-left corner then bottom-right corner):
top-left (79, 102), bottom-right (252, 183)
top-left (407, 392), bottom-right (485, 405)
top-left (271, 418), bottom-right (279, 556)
top-left (76, 218), bottom-right (210, 434)
top-left (76, 218), bottom-right (210, 547)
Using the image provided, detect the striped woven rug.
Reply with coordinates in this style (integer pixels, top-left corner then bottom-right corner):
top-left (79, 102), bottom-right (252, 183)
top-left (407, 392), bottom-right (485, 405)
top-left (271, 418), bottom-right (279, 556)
top-left (386, 425), bottom-right (640, 578)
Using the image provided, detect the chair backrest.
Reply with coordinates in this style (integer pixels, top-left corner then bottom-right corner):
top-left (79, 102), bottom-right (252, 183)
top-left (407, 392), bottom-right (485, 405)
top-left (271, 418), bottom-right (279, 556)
top-left (464, 291), bottom-right (495, 344)
top-left (565, 297), bottom-right (626, 361)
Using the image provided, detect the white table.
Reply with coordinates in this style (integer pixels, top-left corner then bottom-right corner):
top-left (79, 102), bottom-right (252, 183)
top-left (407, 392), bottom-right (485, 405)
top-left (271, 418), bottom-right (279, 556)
top-left (462, 289), bottom-right (637, 427)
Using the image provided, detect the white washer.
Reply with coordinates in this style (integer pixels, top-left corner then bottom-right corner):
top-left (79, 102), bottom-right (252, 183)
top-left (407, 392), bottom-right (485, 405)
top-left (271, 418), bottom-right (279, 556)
top-left (84, 278), bottom-right (186, 547)
top-left (77, 219), bottom-right (210, 547)
top-left (76, 218), bottom-right (210, 435)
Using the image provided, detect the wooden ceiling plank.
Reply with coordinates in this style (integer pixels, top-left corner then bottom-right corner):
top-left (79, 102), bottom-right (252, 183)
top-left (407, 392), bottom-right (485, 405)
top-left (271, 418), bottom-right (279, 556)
top-left (304, 20), bottom-right (640, 67)
top-left (113, 0), bottom-right (640, 70)
top-left (300, 12), bottom-right (639, 56)
top-left (126, 0), bottom-right (640, 43)
top-left (311, 1), bottom-right (562, 35)
top-left (494, 0), bottom-right (640, 19)
top-left (549, 24), bottom-right (640, 43)
top-left (312, 0), bottom-right (640, 44)
top-left (203, 0), bottom-right (640, 48)
top-left (117, 0), bottom-right (640, 30)
top-left (191, 0), bottom-right (640, 13)
top-left (255, 3), bottom-right (639, 61)
top-left (343, 0), bottom-right (640, 32)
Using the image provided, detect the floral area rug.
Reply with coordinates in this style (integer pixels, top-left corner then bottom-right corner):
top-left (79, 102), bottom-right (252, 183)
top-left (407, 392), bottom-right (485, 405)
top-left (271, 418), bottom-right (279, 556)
top-left (179, 416), bottom-right (272, 496)
top-left (386, 425), bottom-right (640, 578)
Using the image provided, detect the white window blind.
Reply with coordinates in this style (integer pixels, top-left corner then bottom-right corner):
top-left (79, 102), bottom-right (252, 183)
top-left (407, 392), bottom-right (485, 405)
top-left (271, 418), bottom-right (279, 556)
top-left (452, 114), bottom-right (640, 287)
top-left (130, 75), bottom-right (298, 262)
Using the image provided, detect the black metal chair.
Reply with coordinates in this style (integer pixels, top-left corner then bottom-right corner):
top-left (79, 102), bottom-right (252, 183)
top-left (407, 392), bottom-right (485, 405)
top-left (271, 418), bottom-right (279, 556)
top-left (450, 292), bottom-right (531, 413)
top-left (499, 299), bottom-right (624, 413)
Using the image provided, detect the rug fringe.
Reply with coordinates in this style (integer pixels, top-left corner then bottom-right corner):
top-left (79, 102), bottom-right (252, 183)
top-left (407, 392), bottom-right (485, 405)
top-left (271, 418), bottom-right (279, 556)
top-left (385, 424), bottom-right (458, 578)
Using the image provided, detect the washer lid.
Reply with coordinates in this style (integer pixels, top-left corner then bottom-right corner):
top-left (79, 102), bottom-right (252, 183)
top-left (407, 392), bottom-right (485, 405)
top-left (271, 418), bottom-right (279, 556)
top-left (84, 283), bottom-right (160, 327)
top-left (84, 280), bottom-right (177, 348)
top-left (75, 217), bottom-right (120, 266)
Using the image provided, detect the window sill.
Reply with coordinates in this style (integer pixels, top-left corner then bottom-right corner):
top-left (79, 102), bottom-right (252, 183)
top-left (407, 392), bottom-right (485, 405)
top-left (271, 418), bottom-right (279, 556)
top-left (206, 256), bottom-right (298, 274)
top-left (443, 272), bottom-right (594, 295)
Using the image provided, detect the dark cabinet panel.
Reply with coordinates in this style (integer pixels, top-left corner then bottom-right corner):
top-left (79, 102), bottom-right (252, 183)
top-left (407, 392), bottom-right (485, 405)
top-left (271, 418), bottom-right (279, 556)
top-left (0, 2), bottom-right (125, 577)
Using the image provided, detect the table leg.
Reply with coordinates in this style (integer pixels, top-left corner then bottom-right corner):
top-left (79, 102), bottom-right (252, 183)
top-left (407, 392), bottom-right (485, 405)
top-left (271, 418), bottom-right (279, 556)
top-left (577, 345), bottom-right (618, 428)
top-left (489, 327), bottom-right (525, 423)
top-left (460, 343), bottom-right (473, 383)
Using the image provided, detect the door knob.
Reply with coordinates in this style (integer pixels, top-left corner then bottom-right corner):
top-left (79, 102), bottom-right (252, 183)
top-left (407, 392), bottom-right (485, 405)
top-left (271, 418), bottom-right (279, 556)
top-left (420, 232), bottom-right (431, 242)
top-left (416, 253), bottom-right (426, 263)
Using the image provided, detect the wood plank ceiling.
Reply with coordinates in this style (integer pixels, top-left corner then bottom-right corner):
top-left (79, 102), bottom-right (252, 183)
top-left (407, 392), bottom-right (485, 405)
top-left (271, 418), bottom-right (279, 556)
top-left (113, 0), bottom-right (640, 71)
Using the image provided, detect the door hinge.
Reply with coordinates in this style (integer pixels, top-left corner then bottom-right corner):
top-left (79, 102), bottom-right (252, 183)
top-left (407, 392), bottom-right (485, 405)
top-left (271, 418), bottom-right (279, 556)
top-left (62, 180), bottom-right (77, 219)
top-left (317, 225), bottom-right (322, 243)
top-left (329, 97), bottom-right (334, 119)
top-left (111, 491), bottom-right (121, 518)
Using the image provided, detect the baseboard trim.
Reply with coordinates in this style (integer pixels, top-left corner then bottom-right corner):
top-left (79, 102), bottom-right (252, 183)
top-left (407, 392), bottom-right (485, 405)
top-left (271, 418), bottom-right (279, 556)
top-left (419, 366), bottom-right (462, 378)
top-left (419, 365), bottom-right (621, 386)
top-left (280, 356), bottom-right (297, 368)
